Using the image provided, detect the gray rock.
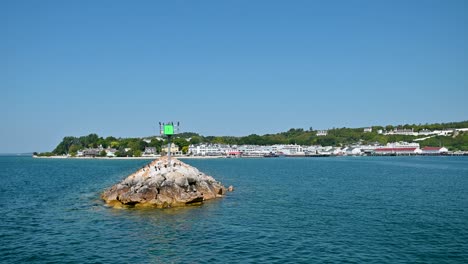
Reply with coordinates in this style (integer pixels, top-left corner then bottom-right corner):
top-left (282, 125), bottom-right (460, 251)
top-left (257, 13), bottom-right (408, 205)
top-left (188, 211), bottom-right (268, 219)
top-left (101, 157), bottom-right (231, 208)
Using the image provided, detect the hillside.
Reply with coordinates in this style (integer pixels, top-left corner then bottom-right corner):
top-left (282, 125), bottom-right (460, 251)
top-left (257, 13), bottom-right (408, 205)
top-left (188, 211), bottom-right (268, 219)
top-left (38, 121), bottom-right (468, 156)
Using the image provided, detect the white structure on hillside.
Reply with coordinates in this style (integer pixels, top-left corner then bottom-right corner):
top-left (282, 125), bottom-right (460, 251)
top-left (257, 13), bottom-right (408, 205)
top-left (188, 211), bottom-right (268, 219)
top-left (436, 129), bottom-right (454, 136)
top-left (316, 130), bottom-right (328, 136)
top-left (385, 128), bottom-right (417, 136)
top-left (418, 129), bottom-right (434, 136)
top-left (363, 127), bottom-right (372, 133)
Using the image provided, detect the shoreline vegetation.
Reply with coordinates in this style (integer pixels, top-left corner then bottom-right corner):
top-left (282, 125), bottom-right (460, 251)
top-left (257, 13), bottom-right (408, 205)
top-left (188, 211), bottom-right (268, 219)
top-left (32, 155), bottom-right (225, 160)
top-left (34, 120), bottom-right (468, 158)
top-left (33, 152), bottom-right (468, 159)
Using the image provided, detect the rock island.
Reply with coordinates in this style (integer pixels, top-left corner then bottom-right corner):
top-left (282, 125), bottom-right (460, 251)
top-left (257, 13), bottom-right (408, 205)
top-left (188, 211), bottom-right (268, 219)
top-left (101, 157), bottom-right (232, 208)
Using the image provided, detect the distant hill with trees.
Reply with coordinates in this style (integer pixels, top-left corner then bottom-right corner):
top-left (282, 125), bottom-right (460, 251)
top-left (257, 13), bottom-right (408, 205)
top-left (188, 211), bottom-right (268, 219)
top-left (37, 120), bottom-right (468, 156)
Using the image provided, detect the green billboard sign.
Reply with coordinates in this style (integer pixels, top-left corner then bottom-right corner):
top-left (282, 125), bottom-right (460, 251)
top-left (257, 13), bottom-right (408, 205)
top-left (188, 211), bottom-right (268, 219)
top-left (164, 124), bottom-right (174, 135)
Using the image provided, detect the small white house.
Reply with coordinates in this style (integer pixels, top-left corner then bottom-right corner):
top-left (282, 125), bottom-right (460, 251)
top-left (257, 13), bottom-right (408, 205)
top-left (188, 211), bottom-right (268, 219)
top-left (144, 147), bottom-right (157, 155)
top-left (316, 130), bottom-right (328, 136)
top-left (106, 148), bottom-right (117, 157)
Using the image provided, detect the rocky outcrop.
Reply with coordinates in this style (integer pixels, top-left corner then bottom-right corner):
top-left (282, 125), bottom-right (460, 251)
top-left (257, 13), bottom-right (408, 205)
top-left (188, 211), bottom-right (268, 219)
top-left (101, 157), bottom-right (231, 208)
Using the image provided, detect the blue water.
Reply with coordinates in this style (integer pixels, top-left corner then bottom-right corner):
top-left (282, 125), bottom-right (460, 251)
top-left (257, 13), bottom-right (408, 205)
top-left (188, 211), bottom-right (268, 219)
top-left (0, 156), bottom-right (467, 263)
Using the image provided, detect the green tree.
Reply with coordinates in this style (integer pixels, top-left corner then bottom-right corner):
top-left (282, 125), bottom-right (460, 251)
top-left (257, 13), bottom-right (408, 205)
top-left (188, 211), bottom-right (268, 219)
top-left (148, 139), bottom-right (163, 153)
top-left (173, 137), bottom-right (190, 150)
top-left (182, 146), bottom-right (189, 154)
top-left (53, 136), bottom-right (80, 155)
top-left (69, 145), bottom-right (80, 157)
top-left (110, 141), bottom-right (120, 148)
top-left (99, 150), bottom-right (107, 157)
top-left (79, 134), bottom-right (99, 148)
top-left (189, 136), bottom-right (202, 145)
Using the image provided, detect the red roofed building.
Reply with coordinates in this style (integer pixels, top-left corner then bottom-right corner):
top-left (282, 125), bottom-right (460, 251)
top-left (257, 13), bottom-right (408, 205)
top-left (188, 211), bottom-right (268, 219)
top-left (228, 151), bottom-right (242, 157)
top-left (374, 147), bottom-right (419, 155)
top-left (374, 142), bottom-right (421, 155)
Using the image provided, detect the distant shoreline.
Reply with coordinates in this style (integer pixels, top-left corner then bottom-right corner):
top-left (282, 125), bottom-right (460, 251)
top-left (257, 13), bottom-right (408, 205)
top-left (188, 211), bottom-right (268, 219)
top-left (32, 155), bottom-right (226, 160)
top-left (30, 154), bottom-right (468, 160)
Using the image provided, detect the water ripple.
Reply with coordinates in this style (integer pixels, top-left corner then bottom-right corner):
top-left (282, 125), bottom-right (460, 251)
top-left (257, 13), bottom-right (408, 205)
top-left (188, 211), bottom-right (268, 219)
top-left (0, 156), bottom-right (467, 263)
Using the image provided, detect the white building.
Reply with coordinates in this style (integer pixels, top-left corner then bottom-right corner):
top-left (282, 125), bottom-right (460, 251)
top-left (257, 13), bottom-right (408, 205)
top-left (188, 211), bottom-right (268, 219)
top-left (238, 145), bottom-right (267, 156)
top-left (434, 129), bottom-right (454, 136)
top-left (385, 128), bottom-right (417, 136)
top-left (363, 127), bottom-right (372, 133)
top-left (418, 129), bottom-right (434, 136)
top-left (386, 142), bottom-right (420, 148)
top-left (421, 147), bottom-right (448, 154)
top-left (345, 147), bottom-right (362, 156)
top-left (106, 148), bottom-right (117, 157)
top-left (143, 147), bottom-right (157, 156)
top-left (280, 144), bottom-right (304, 155)
top-left (188, 144), bottom-right (227, 156)
top-left (316, 130), bottom-right (328, 136)
top-left (374, 142), bottom-right (421, 155)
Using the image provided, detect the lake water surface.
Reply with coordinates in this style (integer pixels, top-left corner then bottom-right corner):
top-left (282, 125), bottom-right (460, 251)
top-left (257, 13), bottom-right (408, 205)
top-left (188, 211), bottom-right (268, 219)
top-left (1, 156), bottom-right (467, 263)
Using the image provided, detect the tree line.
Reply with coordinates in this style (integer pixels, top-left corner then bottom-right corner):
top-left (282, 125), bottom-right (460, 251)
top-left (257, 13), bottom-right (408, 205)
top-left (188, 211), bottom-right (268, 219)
top-left (36, 120), bottom-right (468, 156)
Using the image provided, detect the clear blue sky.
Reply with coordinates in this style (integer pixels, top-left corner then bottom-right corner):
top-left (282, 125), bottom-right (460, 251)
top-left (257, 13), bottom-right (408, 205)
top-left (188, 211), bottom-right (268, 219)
top-left (1, 0), bottom-right (467, 153)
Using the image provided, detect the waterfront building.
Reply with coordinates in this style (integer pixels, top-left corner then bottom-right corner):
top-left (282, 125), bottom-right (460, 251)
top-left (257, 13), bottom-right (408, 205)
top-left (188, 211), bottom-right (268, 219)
top-left (344, 147), bottom-right (362, 156)
top-left (422, 146), bottom-right (448, 155)
top-left (83, 149), bottom-right (100, 157)
top-left (374, 142), bottom-right (420, 155)
top-left (356, 144), bottom-right (379, 155)
top-left (280, 144), bottom-right (304, 155)
top-left (303, 145), bottom-right (321, 154)
top-left (227, 151), bottom-right (242, 157)
top-left (188, 144), bottom-right (227, 156)
top-left (331, 147), bottom-right (344, 155)
top-left (238, 145), bottom-right (266, 156)
top-left (162, 143), bottom-right (181, 155)
top-left (144, 147), bottom-right (157, 155)
top-left (105, 148), bottom-right (117, 157)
